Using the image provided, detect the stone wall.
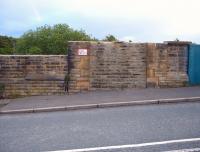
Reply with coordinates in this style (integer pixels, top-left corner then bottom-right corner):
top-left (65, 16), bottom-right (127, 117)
top-left (68, 41), bottom-right (147, 92)
top-left (147, 43), bottom-right (188, 87)
top-left (89, 42), bottom-right (147, 89)
top-left (69, 41), bottom-right (189, 92)
top-left (0, 41), bottom-right (190, 97)
top-left (0, 55), bottom-right (67, 97)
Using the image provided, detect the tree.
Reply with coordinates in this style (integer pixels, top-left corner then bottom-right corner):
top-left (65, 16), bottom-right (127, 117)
top-left (0, 35), bottom-right (16, 54)
top-left (103, 34), bottom-right (118, 42)
top-left (16, 24), bottom-right (96, 54)
top-left (28, 46), bottom-right (42, 54)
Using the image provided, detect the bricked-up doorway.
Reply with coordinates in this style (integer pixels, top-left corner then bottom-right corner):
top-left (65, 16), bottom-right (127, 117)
top-left (68, 42), bottom-right (91, 93)
top-left (188, 44), bottom-right (200, 85)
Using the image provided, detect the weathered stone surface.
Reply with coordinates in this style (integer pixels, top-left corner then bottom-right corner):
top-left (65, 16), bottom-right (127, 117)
top-left (0, 55), bottom-right (67, 97)
top-left (147, 43), bottom-right (188, 88)
top-left (0, 41), bottom-right (189, 97)
top-left (68, 41), bottom-right (91, 92)
top-left (68, 41), bottom-right (147, 92)
top-left (89, 42), bottom-right (147, 89)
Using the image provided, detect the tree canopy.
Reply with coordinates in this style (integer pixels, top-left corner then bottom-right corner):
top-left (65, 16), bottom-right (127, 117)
top-left (16, 24), bottom-right (95, 54)
top-left (103, 34), bottom-right (118, 42)
top-left (0, 35), bottom-right (16, 54)
top-left (0, 24), bottom-right (120, 54)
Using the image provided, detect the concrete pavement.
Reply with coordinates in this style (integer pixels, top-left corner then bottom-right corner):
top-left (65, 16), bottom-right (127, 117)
top-left (1, 87), bottom-right (200, 114)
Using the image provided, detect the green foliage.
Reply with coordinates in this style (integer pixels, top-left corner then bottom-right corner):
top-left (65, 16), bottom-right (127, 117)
top-left (0, 47), bottom-right (14, 54)
top-left (16, 24), bottom-right (95, 54)
top-left (103, 34), bottom-right (118, 42)
top-left (0, 35), bottom-right (16, 54)
top-left (28, 46), bottom-right (42, 54)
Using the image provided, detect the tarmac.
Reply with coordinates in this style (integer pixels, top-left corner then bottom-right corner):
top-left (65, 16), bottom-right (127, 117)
top-left (0, 86), bottom-right (200, 114)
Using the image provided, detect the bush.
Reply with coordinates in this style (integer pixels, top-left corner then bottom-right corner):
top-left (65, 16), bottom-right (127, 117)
top-left (103, 34), bottom-right (118, 42)
top-left (28, 46), bottom-right (42, 54)
top-left (16, 24), bottom-right (95, 54)
top-left (0, 47), bottom-right (14, 54)
top-left (0, 35), bottom-right (16, 54)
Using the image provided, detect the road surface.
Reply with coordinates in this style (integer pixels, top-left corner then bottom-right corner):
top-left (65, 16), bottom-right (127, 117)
top-left (0, 102), bottom-right (200, 152)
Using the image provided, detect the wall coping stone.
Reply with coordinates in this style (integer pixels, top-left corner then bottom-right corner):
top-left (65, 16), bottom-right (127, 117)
top-left (0, 55), bottom-right (67, 57)
top-left (68, 41), bottom-right (147, 44)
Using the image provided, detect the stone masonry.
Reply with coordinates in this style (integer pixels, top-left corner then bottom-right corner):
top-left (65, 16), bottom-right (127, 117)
top-left (0, 41), bottom-right (190, 97)
top-left (68, 42), bottom-right (91, 93)
top-left (0, 55), bottom-right (67, 97)
top-left (68, 41), bottom-right (189, 92)
top-left (68, 41), bottom-right (147, 92)
top-left (89, 42), bottom-right (147, 89)
top-left (147, 43), bottom-right (188, 87)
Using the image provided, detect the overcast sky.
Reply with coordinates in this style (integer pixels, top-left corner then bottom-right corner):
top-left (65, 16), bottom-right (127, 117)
top-left (1, 0), bottom-right (200, 42)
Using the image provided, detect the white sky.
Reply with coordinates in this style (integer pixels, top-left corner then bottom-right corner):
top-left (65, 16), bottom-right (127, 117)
top-left (1, 0), bottom-right (200, 42)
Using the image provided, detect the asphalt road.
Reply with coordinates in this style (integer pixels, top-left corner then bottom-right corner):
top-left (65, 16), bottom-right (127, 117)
top-left (0, 102), bottom-right (200, 152)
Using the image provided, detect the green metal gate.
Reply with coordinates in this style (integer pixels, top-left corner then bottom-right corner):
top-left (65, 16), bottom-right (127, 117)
top-left (188, 44), bottom-right (200, 85)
